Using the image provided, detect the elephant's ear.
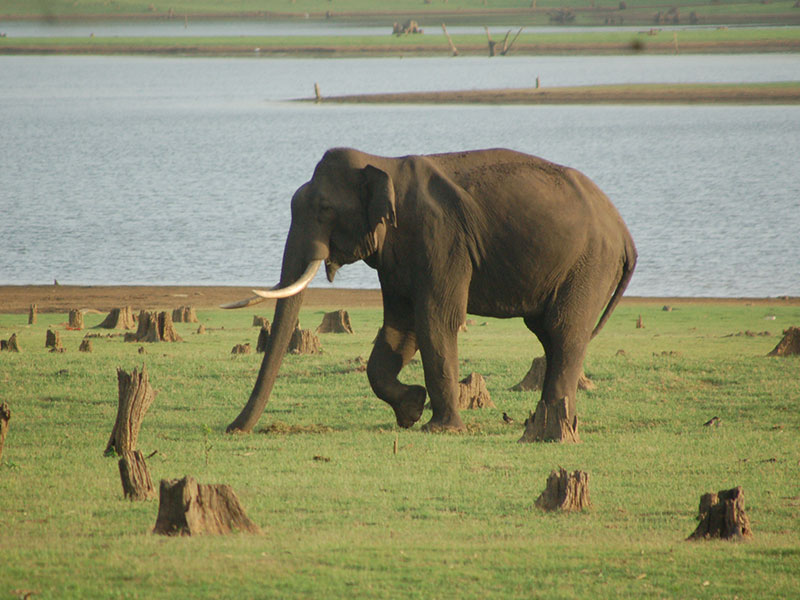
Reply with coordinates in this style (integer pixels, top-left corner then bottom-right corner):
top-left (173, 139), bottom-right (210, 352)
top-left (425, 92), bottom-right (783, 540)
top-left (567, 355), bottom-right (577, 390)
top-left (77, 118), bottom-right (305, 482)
top-left (362, 164), bottom-right (397, 232)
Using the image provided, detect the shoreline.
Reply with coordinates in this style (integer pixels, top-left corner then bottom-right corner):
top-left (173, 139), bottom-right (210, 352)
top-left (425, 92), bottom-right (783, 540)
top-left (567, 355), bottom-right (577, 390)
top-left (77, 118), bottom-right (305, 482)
top-left (1, 284), bottom-right (797, 314)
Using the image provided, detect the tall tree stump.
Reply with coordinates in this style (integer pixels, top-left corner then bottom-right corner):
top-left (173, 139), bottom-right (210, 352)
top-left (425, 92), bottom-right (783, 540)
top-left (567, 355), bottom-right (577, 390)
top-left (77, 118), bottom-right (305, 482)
top-left (457, 372), bottom-right (495, 410)
top-left (535, 468), bottom-right (591, 511)
top-left (106, 366), bottom-right (157, 500)
top-left (28, 304), bottom-right (37, 325)
top-left (125, 311), bottom-right (183, 343)
top-left (316, 310), bottom-right (354, 334)
top-left (97, 307), bottom-right (136, 330)
top-left (767, 326), bottom-right (800, 356)
top-left (688, 486), bottom-right (753, 541)
top-left (172, 306), bottom-right (198, 323)
top-left (153, 476), bottom-right (261, 535)
top-left (45, 329), bottom-right (63, 351)
top-left (287, 327), bottom-right (322, 355)
top-left (68, 309), bottom-right (84, 330)
top-left (0, 402), bottom-right (10, 465)
top-left (511, 356), bottom-right (594, 392)
top-left (256, 326), bottom-right (271, 353)
top-left (519, 395), bottom-right (580, 443)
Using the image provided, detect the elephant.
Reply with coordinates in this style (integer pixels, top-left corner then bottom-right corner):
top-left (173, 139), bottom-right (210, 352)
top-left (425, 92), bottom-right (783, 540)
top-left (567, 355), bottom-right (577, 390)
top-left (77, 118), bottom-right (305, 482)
top-left (224, 147), bottom-right (636, 442)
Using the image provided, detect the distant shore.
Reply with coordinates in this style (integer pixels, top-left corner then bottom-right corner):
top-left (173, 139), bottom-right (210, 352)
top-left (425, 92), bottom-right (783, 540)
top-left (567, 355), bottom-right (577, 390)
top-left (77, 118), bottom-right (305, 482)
top-left (0, 285), bottom-right (797, 314)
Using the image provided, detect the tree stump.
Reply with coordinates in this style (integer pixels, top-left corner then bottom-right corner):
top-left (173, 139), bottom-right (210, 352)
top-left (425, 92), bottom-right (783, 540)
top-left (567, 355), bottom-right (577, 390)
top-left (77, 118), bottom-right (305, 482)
top-left (153, 476), bottom-right (261, 535)
top-left (636, 315), bottom-right (645, 328)
top-left (519, 395), bottom-right (580, 443)
top-left (256, 327), bottom-right (271, 353)
top-left (172, 306), bottom-right (198, 323)
top-left (0, 402), bottom-right (11, 464)
top-left (28, 304), bottom-right (37, 325)
top-left (106, 366), bottom-right (157, 500)
top-left (2, 333), bottom-right (21, 352)
top-left (79, 338), bottom-right (93, 353)
top-left (253, 316), bottom-right (270, 329)
top-left (125, 311), bottom-right (182, 343)
top-left (45, 329), bottom-right (63, 351)
top-left (316, 310), bottom-right (354, 334)
top-left (196, 324), bottom-right (206, 335)
top-left (687, 486), bottom-right (753, 541)
top-left (767, 326), bottom-right (800, 357)
top-left (68, 309), bottom-right (84, 330)
top-left (511, 356), bottom-right (594, 392)
top-left (535, 468), bottom-right (591, 511)
top-left (119, 450), bottom-right (156, 500)
top-left (457, 372), bottom-right (495, 410)
top-left (231, 343), bottom-right (251, 355)
top-left (287, 327), bottom-right (322, 355)
top-left (97, 307), bottom-right (136, 330)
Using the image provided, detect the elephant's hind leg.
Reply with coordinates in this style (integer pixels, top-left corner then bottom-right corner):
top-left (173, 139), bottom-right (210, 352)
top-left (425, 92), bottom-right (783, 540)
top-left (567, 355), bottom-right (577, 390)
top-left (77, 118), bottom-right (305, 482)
top-left (368, 325), bottom-right (426, 428)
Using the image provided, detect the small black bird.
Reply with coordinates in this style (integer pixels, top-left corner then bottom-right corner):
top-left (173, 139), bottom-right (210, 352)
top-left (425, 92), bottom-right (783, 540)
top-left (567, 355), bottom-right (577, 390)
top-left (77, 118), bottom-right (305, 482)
top-left (502, 412), bottom-right (514, 424)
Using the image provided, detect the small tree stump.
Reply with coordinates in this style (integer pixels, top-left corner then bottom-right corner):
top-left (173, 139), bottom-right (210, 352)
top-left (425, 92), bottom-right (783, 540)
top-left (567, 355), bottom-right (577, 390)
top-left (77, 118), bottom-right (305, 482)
top-left (0, 402), bottom-right (11, 464)
top-left (196, 324), bottom-right (206, 335)
top-left (97, 307), bottom-right (136, 330)
top-left (767, 326), bottom-right (800, 357)
top-left (2, 333), bottom-right (21, 353)
top-left (79, 338), bottom-right (93, 353)
top-left (535, 468), bottom-right (591, 511)
top-left (68, 309), bottom-right (84, 330)
top-left (511, 356), bottom-right (594, 392)
top-left (457, 372), bottom-right (495, 410)
top-left (316, 310), bottom-right (354, 334)
top-left (172, 306), bottom-right (198, 323)
top-left (119, 450), bottom-right (155, 500)
top-left (519, 395), bottom-right (580, 443)
top-left (287, 327), bottom-right (322, 355)
top-left (252, 316), bottom-right (270, 329)
top-left (125, 311), bottom-right (183, 343)
top-left (256, 326), bottom-right (271, 353)
top-left (28, 304), bottom-right (37, 325)
top-left (231, 343), bottom-right (251, 355)
top-left (636, 315), bottom-right (645, 328)
top-left (153, 476), bottom-right (261, 535)
top-left (45, 329), bottom-right (63, 351)
top-left (688, 486), bottom-right (753, 541)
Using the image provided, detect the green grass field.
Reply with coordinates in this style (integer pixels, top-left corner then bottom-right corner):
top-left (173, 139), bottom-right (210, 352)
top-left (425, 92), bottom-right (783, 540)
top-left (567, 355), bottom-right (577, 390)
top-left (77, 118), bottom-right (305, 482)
top-left (1, 301), bottom-right (798, 598)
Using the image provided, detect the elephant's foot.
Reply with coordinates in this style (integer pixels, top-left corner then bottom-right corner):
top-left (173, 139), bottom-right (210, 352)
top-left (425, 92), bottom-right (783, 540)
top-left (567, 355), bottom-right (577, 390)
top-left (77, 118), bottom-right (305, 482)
top-left (421, 412), bottom-right (466, 433)
top-left (391, 385), bottom-right (426, 429)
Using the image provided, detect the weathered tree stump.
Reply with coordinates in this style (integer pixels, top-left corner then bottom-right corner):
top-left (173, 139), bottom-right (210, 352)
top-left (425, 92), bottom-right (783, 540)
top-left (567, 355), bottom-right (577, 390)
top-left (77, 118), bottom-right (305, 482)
top-left (316, 310), bottom-right (354, 334)
top-left (252, 316), bottom-right (270, 329)
top-left (535, 468), bottom-right (591, 511)
top-left (97, 307), bottom-right (136, 330)
top-left (118, 450), bottom-right (156, 500)
top-left (153, 476), bottom-right (261, 535)
top-left (636, 315), bottom-right (645, 328)
top-left (2, 333), bottom-right (21, 352)
top-left (767, 326), bottom-right (800, 357)
top-left (256, 326), bottom-right (271, 353)
top-left (106, 366), bottom-right (157, 500)
top-left (125, 311), bottom-right (182, 343)
top-left (68, 309), bottom-right (84, 330)
top-left (0, 402), bottom-right (11, 464)
top-left (688, 486), bottom-right (753, 541)
top-left (28, 304), bottom-right (37, 325)
top-left (45, 329), bottom-right (63, 351)
top-left (511, 356), bottom-right (594, 392)
top-left (79, 338), bottom-right (93, 353)
top-left (457, 372), bottom-right (495, 410)
top-left (196, 324), bottom-right (206, 335)
top-left (287, 327), bottom-right (322, 355)
top-left (519, 395), bottom-right (580, 443)
top-left (172, 305), bottom-right (198, 323)
top-left (231, 343), bottom-right (251, 355)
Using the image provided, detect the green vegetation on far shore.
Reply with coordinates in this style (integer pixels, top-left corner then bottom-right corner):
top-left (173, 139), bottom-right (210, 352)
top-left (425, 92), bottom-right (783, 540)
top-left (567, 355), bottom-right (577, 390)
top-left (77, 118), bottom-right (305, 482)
top-left (1, 301), bottom-right (799, 598)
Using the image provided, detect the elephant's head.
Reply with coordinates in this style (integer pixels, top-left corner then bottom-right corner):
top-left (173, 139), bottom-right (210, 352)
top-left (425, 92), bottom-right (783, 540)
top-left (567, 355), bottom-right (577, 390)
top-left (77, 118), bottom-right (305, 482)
top-left (224, 148), bottom-right (397, 433)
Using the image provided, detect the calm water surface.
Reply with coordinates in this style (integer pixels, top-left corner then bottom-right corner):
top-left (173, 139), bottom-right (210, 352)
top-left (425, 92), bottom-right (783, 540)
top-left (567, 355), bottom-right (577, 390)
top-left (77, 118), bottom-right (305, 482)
top-left (1, 55), bottom-right (799, 297)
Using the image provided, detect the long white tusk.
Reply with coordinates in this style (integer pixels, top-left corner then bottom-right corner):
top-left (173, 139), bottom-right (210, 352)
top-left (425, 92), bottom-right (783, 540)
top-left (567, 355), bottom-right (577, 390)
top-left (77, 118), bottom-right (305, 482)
top-left (251, 259), bottom-right (323, 300)
top-left (220, 295), bottom-right (266, 309)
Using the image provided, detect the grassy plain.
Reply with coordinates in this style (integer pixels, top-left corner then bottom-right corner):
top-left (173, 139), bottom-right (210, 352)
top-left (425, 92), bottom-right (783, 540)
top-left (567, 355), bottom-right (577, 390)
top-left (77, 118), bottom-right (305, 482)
top-left (1, 295), bottom-right (799, 598)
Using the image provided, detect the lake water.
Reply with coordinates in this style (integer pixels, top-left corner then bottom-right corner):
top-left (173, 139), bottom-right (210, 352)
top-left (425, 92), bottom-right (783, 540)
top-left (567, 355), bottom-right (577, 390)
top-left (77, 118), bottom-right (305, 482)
top-left (1, 55), bottom-right (799, 298)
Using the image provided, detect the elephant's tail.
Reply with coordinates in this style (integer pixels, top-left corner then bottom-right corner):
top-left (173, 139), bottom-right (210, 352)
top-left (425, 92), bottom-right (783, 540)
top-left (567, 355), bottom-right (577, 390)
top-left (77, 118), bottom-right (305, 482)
top-left (591, 237), bottom-right (637, 340)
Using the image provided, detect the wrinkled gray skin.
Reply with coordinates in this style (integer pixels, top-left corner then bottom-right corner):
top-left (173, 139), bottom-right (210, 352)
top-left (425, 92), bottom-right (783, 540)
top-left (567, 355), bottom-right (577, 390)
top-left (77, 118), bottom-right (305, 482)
top-left (227, 148), bottom-right (636, 435)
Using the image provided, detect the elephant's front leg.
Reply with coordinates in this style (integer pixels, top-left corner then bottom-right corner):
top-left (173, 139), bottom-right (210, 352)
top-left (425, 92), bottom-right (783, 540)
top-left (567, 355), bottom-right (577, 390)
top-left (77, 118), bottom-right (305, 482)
top-left (416, 310), bottom-right (466, 432)
top-left (367, 324), bottom-right (426, 429)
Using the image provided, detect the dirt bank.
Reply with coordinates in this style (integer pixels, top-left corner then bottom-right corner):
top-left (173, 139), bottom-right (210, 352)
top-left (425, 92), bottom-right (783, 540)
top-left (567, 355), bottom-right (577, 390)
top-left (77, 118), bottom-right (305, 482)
top-left (0, 285), bottom-right (796, 314)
